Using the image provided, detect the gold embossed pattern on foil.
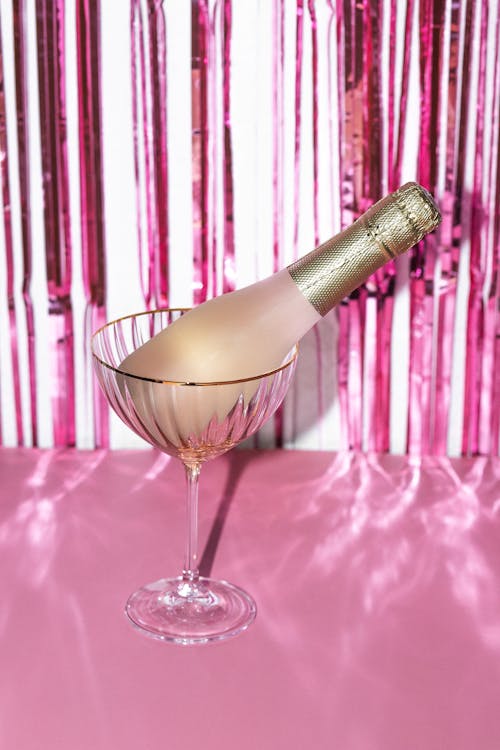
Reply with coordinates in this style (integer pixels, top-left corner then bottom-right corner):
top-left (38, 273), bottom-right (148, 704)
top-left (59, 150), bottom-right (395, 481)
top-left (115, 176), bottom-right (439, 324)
top-left (287, 182), bottom-right (441, 316)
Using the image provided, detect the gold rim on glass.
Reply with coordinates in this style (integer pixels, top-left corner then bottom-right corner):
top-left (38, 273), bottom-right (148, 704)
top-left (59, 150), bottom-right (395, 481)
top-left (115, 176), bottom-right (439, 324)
top-left (91, 308), bottom-right (299, 386)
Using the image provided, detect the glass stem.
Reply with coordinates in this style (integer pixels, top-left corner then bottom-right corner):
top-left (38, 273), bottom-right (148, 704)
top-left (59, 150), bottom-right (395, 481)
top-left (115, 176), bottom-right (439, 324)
top-left (182, 462), bottom-right (201, 583)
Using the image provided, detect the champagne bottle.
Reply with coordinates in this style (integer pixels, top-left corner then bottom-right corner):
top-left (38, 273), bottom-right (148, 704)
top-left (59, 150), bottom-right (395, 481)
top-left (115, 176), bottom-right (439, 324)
top-left (121, 182), bottom-right (441, 383)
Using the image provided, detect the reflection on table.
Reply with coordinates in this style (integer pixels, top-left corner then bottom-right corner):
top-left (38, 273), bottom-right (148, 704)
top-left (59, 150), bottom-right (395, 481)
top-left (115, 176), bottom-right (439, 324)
top-left (1, 448), bottom-right (500, 750)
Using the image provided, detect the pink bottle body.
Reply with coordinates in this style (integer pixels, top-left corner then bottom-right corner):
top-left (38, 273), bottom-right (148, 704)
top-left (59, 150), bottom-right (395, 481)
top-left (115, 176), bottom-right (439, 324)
top-left (121, 269), bottom-right (320, 383)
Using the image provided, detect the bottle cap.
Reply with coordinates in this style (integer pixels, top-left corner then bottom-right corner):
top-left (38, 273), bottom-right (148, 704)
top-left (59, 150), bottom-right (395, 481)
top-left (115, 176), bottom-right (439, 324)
top-left (288, 182), bottom-right (441, 316)
top-left (363, 182), bottom-right (441, 258)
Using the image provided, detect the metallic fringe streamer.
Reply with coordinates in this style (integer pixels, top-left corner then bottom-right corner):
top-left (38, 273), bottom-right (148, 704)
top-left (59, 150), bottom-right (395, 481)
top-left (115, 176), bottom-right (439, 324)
top-left (76, 0), bottom-right (108, 447)
top-left (191, 0), bottom-right (210, 303)
top-left (0, 6), bottom-right (24, 445)
top-left (36, 0), bottom-right (75, 446)
top-left (408, 0), bottom-right (446, 455)
top-left (191, 0), bottom-right (235, 301)
top-left (1, 1), bottom-right (500, 455)
top-left (11, 0), bottom-right (37, 445)
top-left (130, 0), bottom-right (169, 309)
top-left (463, 5), bottom-right (500, 456)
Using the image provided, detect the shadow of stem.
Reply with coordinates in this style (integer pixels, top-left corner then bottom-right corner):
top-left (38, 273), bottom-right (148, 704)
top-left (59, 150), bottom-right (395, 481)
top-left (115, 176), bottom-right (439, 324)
top-left (198, 451), bottom-right (255, 577)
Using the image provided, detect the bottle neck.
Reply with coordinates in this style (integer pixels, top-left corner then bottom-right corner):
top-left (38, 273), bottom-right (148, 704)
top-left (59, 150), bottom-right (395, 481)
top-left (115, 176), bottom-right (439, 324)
top-left (287, 215), bottom-right (393, 316)
top-left (287, 183), bottom-right (441, 316)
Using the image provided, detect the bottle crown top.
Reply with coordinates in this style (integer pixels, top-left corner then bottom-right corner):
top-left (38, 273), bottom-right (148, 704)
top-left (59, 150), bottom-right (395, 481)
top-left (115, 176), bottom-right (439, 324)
top-left (363, 182), bottom-right (441, 258)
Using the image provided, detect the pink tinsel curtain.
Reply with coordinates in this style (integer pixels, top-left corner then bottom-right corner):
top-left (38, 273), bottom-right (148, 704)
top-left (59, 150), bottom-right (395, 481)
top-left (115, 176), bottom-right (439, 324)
top-left (0, 0), bottom-right (499, 455)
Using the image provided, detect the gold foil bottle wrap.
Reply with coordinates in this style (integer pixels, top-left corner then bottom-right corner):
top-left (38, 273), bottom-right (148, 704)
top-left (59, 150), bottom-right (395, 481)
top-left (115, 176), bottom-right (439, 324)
top-left (287, 182), bottom-right (441, 316)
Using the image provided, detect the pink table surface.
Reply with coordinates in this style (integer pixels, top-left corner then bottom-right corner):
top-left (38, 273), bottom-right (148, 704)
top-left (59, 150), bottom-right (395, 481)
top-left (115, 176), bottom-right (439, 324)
top-left (1, 448), bottom-right (500, 750)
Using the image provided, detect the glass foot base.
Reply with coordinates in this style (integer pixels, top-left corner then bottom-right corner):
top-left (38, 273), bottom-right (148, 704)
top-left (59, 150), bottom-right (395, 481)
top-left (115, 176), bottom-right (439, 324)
top-left (125, 576), bottom-right (257, 645)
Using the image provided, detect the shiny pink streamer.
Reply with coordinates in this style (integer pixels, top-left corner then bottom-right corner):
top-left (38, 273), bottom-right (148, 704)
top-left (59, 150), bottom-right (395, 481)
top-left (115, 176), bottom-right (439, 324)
top-left (463, 4), bottom-right (500, 456)
top-left (131, 0), bottom-right (151, 306)
top-left (35, 0), bottom-right (75, 447)
top-left (477, 6), bottom-right (500, 456)
top-left (149, 2), bottom-right (168, 307)
top-left (387, 0), bottom-right (398, 186)
top-left (431, 0), bottom-right (460, 454)
top-left (334, 0), bottom-right (349, 447)
top-left (377, 0), bottom-right (411, 453)
top-left (272, 0), bottom-right (285, 446)
top-left (221, 0), bottom-right (235, 294)
top-left (192, 0), bottom-right (233, 301)
top-left (130, 0), bottom-right (168, 309)
top-left (292, 0), bottom-right (303, 261)
top-left (325, 0), bottom-right (337, 223)
top-left (337, 0), bottom-right (395, 451)
top-left (389, 0), bottom-right (414, 188)
top-left (0, 7), bottom-right (24, 445)
top-left (308, 0), bottom-right (319, 245)
top-left (290, 0), bottom-right (304, 445)
top-left (491, 126), bottom-right (500, 456)
top-left (407, 0), bottom-right (445, 455)
top-left (363, 0), bottom-right (392, 453)
top-left (191, 0), bottom-right (210, 304)
top-left (358, 0), bottom-right (379, 452)
top-left (292, 0), bottom-right (327, 446)
top-left (307, 0), bottom-right (325, 446)
top-left (76, 0), bottom-right (108, 447)
top-left (272, 0), bottom-right (285, 275)
top-left (433, 0), bottom-right (475, 455)
top-left (336, 0), bottom-right (366, 450)
top-left (11, 0), bottom-right (38, 445)
top-left (475, 18), bottom-right (493, 457)
top-left (490, 17), bottom-right (500, 456)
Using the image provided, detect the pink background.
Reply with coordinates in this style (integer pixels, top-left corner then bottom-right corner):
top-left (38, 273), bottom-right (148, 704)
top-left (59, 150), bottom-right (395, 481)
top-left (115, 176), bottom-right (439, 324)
top-left (0, 1), bottom-right (499, 455)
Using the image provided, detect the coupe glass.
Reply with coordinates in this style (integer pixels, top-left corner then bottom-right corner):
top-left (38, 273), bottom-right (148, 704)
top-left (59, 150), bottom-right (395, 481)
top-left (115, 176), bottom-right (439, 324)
top-left (91, 309), bottom-right (297, 644)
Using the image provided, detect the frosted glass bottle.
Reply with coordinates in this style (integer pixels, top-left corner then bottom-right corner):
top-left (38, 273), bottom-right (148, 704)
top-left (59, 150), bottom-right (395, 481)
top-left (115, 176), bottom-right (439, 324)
top-left (121, 182), bottom-right (441, 383)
